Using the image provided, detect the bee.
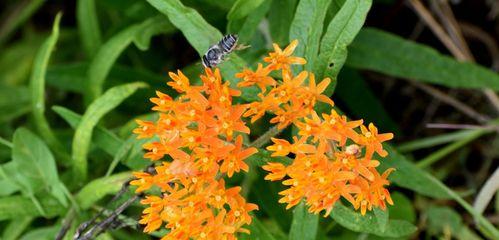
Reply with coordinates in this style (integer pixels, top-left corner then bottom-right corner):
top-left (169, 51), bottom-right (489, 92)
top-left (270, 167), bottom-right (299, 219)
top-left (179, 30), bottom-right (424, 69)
top-left (202, 34), bottom-right (240, 68)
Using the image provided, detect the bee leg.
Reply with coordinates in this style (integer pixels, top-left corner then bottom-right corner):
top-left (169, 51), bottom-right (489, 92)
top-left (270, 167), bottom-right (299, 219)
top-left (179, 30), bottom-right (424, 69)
top-left (235, 44), bottom-right (251, 51)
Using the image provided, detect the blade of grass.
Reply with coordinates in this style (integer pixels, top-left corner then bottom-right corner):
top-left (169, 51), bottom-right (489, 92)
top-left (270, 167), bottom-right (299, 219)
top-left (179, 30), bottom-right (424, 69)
top-left (416, 129), bottom-right (487, 168)
top-left (77, 0), bottom-right (102, 57)
top-left (72, 82), bottom-right (147, 183)
top-left (397, 129), bottom-right (479, 153)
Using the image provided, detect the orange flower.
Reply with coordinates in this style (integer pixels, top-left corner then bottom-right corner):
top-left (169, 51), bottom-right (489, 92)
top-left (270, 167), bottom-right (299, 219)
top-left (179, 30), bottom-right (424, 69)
top-left (236, 63), bottom-right (276, 92)
top-left (360, 123), bottom-right (394, 159)
top-left (264, 39), bottom-right (306, 74)
top-left (220, 135), bottom-right (258, 177)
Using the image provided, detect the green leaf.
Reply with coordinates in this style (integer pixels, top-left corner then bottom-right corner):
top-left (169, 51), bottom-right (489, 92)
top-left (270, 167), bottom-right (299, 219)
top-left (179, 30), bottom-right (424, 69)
top-left (10, 128), bottom-right (69, 208)
top-left (75, 172), bottom-right (130, 209)
top-left (387, 192), bottom-right (416, 223)
top-left (0, 179), bottom-right (19, 196)
top-left (146, 0), bottom-right (259, 101)
top-left (347, 28), bottom-right (499, 90)
top-left (314, 0), bottom-right (372, 95)
top-left (397, 129), bottom-right (478, 153)
top-left (105, 135), bottom-right (136, 176)
top-left (268, 0), bottom-right (297, 46)
top-left (381, 145), bottom-right (499, 238)
top-left (20, 225), bottom-right (60, 240)
top-left (77, 0), bottom-right (102, 57)
top-left (289, 0), bottom-right (332, 72)
top-left (331, 203), bottom-right (417, 238)
top-left (289, 201), bottom-right (318, 240)
top-left (72, 82), bottom-right (147, 183)
top-left (87, 15), bottom-right (172, 101)
top-left (2, 217), bottom-right (33, 240)
top-left (52, 105), bottom-right (123, 156)
top-left (227, 0), bottom-right (265, 20)
top-left (0, 36), bottom-right (42, 85)
top-left (426, 206), bottom-right (462, 236)
top-left (0, 84), bottom-right (31, 123)
top-left (29, 13), bottom-right (65, 155)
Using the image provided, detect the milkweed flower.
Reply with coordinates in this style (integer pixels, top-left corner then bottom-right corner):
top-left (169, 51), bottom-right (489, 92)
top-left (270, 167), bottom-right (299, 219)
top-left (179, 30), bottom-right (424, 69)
top-left (131, 67), bottom-right (258, 239)
top-left (237, 40), bottom-right (395, 217)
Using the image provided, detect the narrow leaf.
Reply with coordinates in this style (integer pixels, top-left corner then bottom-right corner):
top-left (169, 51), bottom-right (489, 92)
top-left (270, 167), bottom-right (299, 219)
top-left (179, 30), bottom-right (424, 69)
top-left (2, 217), bottom-right (33, 240)
top-left (347, 28), bottom-right (499, 90)
top-left (289, 201), bottom-right (318, 240)
top-left (29, 13), bottom-right (65, 154)
top-left (289, 0), bottom-right (332, 72)
top-left (87, 16), bottom-right (172, 101)
top-left (77, 0), bottom-right (102, 57)
top-left (53, 105), bottom-right (123, 156)
top-left (72, 82), bottom-right (147, 182)
top-left (75, 172), bottom-right (131, 209)
top-left (268, 0), bottom-right (298, 46)
top-left (314, 0), bottom-right (372, 95)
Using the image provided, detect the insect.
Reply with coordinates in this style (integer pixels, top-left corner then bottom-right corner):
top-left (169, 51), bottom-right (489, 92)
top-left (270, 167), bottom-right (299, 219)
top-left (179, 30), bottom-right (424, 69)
top-left (202, 34), bottom-right (240, 68)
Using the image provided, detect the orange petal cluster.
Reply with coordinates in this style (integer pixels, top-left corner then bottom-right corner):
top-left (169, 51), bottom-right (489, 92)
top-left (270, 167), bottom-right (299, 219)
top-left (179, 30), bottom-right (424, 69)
top-left (131, 68), bottom-right (258, 239)
top-left (237, 40), bottom-right (395, 216)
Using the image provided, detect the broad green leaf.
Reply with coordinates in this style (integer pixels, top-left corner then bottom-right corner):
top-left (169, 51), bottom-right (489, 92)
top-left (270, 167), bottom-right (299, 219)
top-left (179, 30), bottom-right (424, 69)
top-left (289, 201), bottom-right (318, 240)
top-left (10, 128), bottom-right (69, 208)
top-left (146, 0), bottom-right (259, 101)
top-left (2, 217), bottom-right (33, 240)
top-left (87, 15), bottom-right (172, 101)
top-left (240, 217), bottom-right (278, 240)
top-left (314, 0), bottom-right (372, 95)
top-left (0, 179), bottom-right (19, 196)
top-left (77, 0), bottom-right (102, 57)
top-left (347, 28), bottom-right (499, 90)
top-left (0, 0), bottom-right (44, 46)
top-left (52, 106), bottom-right (123, 156)
top-left (29, 13), bottom-right (65, 156)
top-left (268, 0), bottom-right (297, 46)
top-left (381, 145), bottom-right (499, 238)
top-left (227, 0), bottom-right (265, 20)
top-left (331, 203), bottom-right (417, 238)
top-left (75, 172), bottom-right (130, 209)
top-left (0, 195), bottom-right (64, 220)
top-left (290, 0), bottom-right (332, 72)
top-left (72, 82), bottom-right (147, 182)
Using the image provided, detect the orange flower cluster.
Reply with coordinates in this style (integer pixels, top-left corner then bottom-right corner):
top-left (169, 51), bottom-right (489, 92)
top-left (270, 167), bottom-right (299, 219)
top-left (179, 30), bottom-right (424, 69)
top-left (237, 40), bottom-right (395, 216)
top-left (131, 68), bottom-right (258, 239)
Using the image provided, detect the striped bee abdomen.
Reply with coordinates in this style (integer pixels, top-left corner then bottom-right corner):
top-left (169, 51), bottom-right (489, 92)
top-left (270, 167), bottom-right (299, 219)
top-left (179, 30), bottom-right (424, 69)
top-left (219, 34), bottom-right (238, 54)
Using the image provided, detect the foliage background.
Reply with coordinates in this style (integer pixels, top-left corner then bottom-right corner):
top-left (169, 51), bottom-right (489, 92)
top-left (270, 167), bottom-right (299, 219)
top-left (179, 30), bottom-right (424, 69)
top-left (0, 0), bottom-right (498, 239)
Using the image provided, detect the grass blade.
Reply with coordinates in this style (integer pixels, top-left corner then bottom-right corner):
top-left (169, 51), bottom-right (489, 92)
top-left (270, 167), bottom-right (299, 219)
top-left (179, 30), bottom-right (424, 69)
top-left (289, 0), bottom-right (332, 72)
top-left (347, 28), bottom-right (499, 90)
top-left (72, 82), bottom-right (147, 183)
top-left (77, 0), bottom-right (102, 57)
